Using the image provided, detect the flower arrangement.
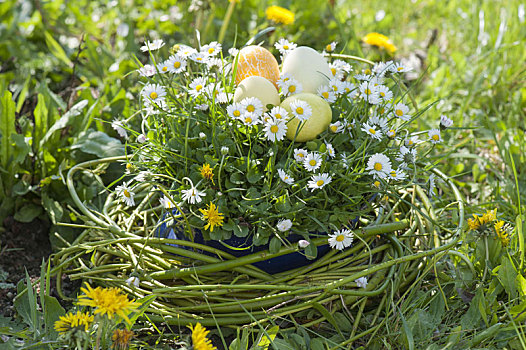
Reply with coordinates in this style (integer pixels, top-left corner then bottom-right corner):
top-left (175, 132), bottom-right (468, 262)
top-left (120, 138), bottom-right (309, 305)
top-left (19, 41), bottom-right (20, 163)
top-left (119, 38), bottom-right (450, 255)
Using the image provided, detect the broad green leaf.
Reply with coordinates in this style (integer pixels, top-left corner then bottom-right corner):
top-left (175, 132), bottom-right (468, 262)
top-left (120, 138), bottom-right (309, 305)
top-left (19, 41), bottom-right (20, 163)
top-left (44, 31), bottom-right (72, 67)
top-left (33, 94), bottom-right (49, 152)
top-left (40, 99), bottom-right (89, 148)
top-left (13, 204), bottom-right (43, 223)
top-left (72, 130), bottom-right (124, 157)
top-left (269, 237), bottom-right (281, 254)
top-left (497, 257), bottom-right (518, 299)
top-left (127, 295), bottom-right (156, 327)
top-left (247, 166), bottom-right (263, 184)
top-left (517, 274), bottom-right (526, 297)
top-left (0, 90), bottom-right (15, 169)
top-left (312, 302), bottom-right (343, 338)
top-left (42, 192), bottom-right (64, 224)
top-left (11, 134), bottom-right (31, 164)
top-left (43, 296), bottom-right (65, 337)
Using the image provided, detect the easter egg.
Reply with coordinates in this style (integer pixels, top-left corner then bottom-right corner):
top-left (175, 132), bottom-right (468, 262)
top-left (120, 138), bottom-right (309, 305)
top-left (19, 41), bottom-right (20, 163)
top-left (235, 46), bottom-right (280, 87)
top-left (281, 93), bottom-right (332, 142)
top-left (281, 46), bottom-right (332, 94)
top-left (234, 76), bottom-right (280, 110)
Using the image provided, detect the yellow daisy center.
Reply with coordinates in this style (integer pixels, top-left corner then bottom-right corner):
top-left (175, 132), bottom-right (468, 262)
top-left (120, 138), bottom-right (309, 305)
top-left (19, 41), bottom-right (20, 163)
top-left (275, 114), bottom-right (282, 119)
top-left (332, 85), bottom-right (338, 92)
top-left (408, 140), bottom-right (414, 146)
top-left (247, 105), bottom-right (255, 113)
top-left (195, 85), bottom-right (203, 92)
top-left (397, 67), bottom-right (403, 71)
top-left (270, 125), bottom-right (279, 133)
top-left (390, 171), bottom-right (397, 177)
top-left (322, 92), bottom-right (329, 98)
top-left (174, 61), bottom-right (181, 68)
top-left (150, 91), bottom-right (158, 99)
top-left (364, 68), bottom-right (371, 74)
top-left (369, 128), bottom-right (376, 134)
top-left (233, 110), bottom-right (240, 117)
top-left (374, 180), bottom-right (380, 187)
top-left (296, 107), bottom-right (303, 114)
top-left (283, 45), bottom-right (289, 50)
top-left (374, 162), bottom-right (383, 171)
top-left (330, 125), bottom-right (338, 132)
top-left (395, 109), bottom-right (403, 116)
top-left (208, 48), bottom-right (215, 54)
top-left (288, 85), bottom-right (296, 93)
top-left (432, 134), bottom-right (440, 141)
top-left (123, 190), bottom-right (131, 198)
top-left (196, 57), bottom-right (203, 61)
top-left (380, 92), bottom-right (385, 97)
top-left (162, 66), bottom-right (167, 71)
top-left (364, 88), bottom-right (371, 95)
top-left (335, 234), bottom-right (345, 242)
top-left (309, 159), bottom-right (317, 166)
top-left (245, 116), bottom-right (252, 123)
top-left (316, 180), bottom-right (324, 186)
top-left (298, 153), bottom-right (305, 158)
top-left (331, 68), bottom-right (336, 75)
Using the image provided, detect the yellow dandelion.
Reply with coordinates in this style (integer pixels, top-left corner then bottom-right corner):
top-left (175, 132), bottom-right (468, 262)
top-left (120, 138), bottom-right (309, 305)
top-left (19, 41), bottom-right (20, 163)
top-left (362, 32), bottom-right (397, 54)
top-left (188, 323), bottom-right (217, 350)
top-left (467, 215), bottom-right (482, 231)
top-left (54, 311), bottom-right (94, 335)
top-left (482, 208), bottom-right (497, 223)
top-left (77, 284), bottom-right (140, 324)
top-left (112, 329), bottom-right (134, 350)
top-left (494, 220), bottom-right (510, 247)
top-left (200, 163), bottom-right (214, 183)
top-left (199, 202), bottom-right (224, 232)
top-left (265, 5), bottom-right (295, 25)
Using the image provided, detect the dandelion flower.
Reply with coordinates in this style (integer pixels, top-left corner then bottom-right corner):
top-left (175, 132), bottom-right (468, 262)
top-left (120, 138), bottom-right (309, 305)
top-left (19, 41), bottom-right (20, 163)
top-left (189, 77), bottom-right (207, 98)
top-left (54, 311), bottom-right (94, 335)
top-left (276, 219), bottom-right (293, 232)
top-left (266, 5), bottom-right (295, 25)
top-left (294, 148), bottom-right (308, 162)
top-left (274, 38), bottom-right (297, 54)
top-left (112, 329), bottom-right (135, 350)
top-left (290, 100), bottom-right (312, 121)
top-left (140, 39), bottom-right (165, 52)
top-left (264, 119), bottom-right (288, 142)
top-left (362, 32), bottom-right (397, 54)
top-left (355, 277), bottom-right (368, 289)
top-left (278, 169), bottom-right (294, 185)
top-left (367, 153), bottom-right (392, 179)
top-left (189, 323), bottom-right (217, 350)
top-left (181, 186), bottom-right (206, 204)
top-left (199, 163), bottom-right (214, 182)
top-left (77, 284), bottom-right (140, 324)
top-left (428, 129), bottom-right (442, 144)
top-left (115, 182), bottom-right (135, 206)
top-left (199, 202), bottom-right (224, 232)
top-left (494, 220), bottom-right (510, 246)
top-left (303, 152), bottom-right (322, 172)
top-left (308, 173), bottom-right (332, 191)
top-left (328, 229), bottom-right (353, 250)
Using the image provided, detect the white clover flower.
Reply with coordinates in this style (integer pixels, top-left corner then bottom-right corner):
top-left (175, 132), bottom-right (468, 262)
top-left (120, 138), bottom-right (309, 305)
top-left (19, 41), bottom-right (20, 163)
top-left (125, 276), bottom-right (140, 288)
top-left (141, 83), bottom-right (167, 106)
top-left (367, 153), bottom-right (392, 179)
top-left (181, 186), bottom-right (206, 204)
top-left (166, 54), bottom-right (187, 74)
top-left (308, 173), bottom-right (332, 191)
top-left (440, 114), bottom-right (453, 128)
top-left (317, 85), bottom-right (337, 103)
top-left (268, 106), bottom-right (289, 121)
top-left (325, 143), bottom-right (336, 158)
top-left (361, 122), bottom-right (383, 141)
top-left (111, 119), bottom-right (128, 139)
top-left (428, 128), bottom-right (442, 144)
top-left (115, 182), bottom-right (135, 206)
top-left (355, 276), bottom-right (368, 289)
top-left (391, 62), bottom-right (413, 73)
top-left (278, 169), bottom-right (294, 185)
top-left (276, 218), bottom-right (293, 232)
top-left (289, 100), bottom-right (312, 121)
top-left (264, 119), bottom-right (288, 142)
top-left (298, 240), bottom-right (310, 248)
top-left (274, 38), bottom-right (297, 54)
top-left (304, 152), bottom-right (322, 172)
top-left (157, 60), bottom-right (170, 74)
top-left (201, 41), bottom-right (222, 56)
top-left (328, 228), bottom-right (353, 250)
top-left (240, 97), bottom-right (264, 117)
top-left (377, 85), bottom-right (393, 101)
top-left (391, 102), bottom-right (411, 121)
top-left (140, 39), bottom-right (165, 52)
top-left (160, 195), bottom-right (176, 209)
top-left (329, 121), bottom-right (344, 133)
top-left (227, 103), bottom-right (244, 119)
top-left (279, 78), bottom-right (303, 97)
top-left (188, 77), bottom-right (207, 98)
top-left (137, 64), bottom-right (156, 77)
top-left (294, 148), bottom-right (308, 162)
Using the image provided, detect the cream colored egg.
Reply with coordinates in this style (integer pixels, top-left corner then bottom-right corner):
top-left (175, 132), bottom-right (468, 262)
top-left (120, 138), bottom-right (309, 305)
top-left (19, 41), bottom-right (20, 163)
top-left (281, 93), bottom-right (332, 142)
top-left (234, 76), bottom-right (280, 110)
top-left (281, 46), bottom-right (332, 94)
top-left (235, 46), bottom-right (280, 88)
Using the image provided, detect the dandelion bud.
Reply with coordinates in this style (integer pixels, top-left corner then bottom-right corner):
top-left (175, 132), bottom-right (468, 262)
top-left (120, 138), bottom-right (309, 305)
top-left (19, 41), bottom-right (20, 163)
top-left (298, 240), bottom-right (310, 248)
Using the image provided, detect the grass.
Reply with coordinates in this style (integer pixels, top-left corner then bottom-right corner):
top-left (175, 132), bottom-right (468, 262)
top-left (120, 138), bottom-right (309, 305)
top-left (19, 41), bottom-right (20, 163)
top-left (0, 0), bottom-right (525, 348)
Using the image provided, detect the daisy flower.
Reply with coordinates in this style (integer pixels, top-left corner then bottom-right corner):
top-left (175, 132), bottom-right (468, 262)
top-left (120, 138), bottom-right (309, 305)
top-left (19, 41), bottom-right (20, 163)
top-left (134, 171), bottom-right (152, 182)
top-left (391, 62), bottom-right (412, 73)
top-left (239, 113), bottom-right (260, 126)
top-left (440, 114), bottom-right (453, 128)
top-left (195, 103), bottom-right (209, 111)
top-left (159, 195), bottom-right (176, 209)
top-left (298, 240), bottom-right (310, 248)
top-left (289, 100), bottom-right (312, 121)
top-left (317, 85), bottom-right (337, 103)
top-left (125, 276), bottom-right (140, 288)
top-left (341, 81), bottom-right (358, 98)
top-left (361, 122), bottom-right (383, 141)
top-left (294, 148), bottom-right (308, 162)
top-left (111, 119), bottom-right (128, 139)
top-left (396, 145), bottom-right (417, 163)
top-left (329, 121), bottom-right (344, 133)
top-left (268, 106), bottom-right (289, 121)
top-left (141, 83), bottom-right (167, 105)
top-left (328, 228), bottom-right (353, 250)
top-left (359, 81), bottom-right (380, 104)
top-left (386, 128), bottom-right (397, 139)
top-left (137, 64), bottom-right (156, 77)
top-left (189, 51), bottom-right (209, 64)
top-left (277, 169), bottom-right (294, 185)
top-left (166, 54), bottom-right (187, 73)
top-left (181, 185), bottom-right (206, 204)
top-left (140, 39), bottom-right (165, 52)
top-left (264, 119), bottom-right (288, 142)
top-left (325, 41), bottom-right (338, 53)
top-left (388, 168), bottom-right (407, 181)
top-left (201, 41), bottom-right (222, 56)
top-left (355, 277), bottom-right (368, 289)
top-left (178, 45), bottom-right (197, 57)
top-left (327, 78), bottom-right (344, 95)
top-left (276, 218), bottom-right (293, 232)
top-left (325, 143), bottom-right (336, 158)
top-left (372, 61), bottom-right (394, 76)
top-left (329, 59), bottom-right (351, 80)
top-left (228, 47), bottom-right (239, 57)
top-left (240, 97), bottom-right (264, 117)
top-left (391, 102), bottom-right (411, 121)
top-left (136, 134), bottom-right (148, 143)
top-left (308, 173), bottom-right (332, 191)
top-left (115, 182), bottom-right (135, 206)
top-left (227, 103), bottom-right (244, 119)
top-left (367, 153), bottom-right (392, 179)
top-left (274, 38), bottom-right (297, 54)
top-left (188, 77), bottom-right (207, 98)
top-left (405, 136), bottom-right (419, 147)
top-left (377, 85), bottom-right (393, 101)
top-left (303, 152), bottom-right (322, 172)
top-left (279, 78), bottom-right (303, 97)
top-left (354, 72), bottom-right (373, 81)
top-left (369, 115), bottom-right (389, 131)
top-left (428, 129), bottom-right (442, 144)
top-left (156, 60), bottom-right (170, 74)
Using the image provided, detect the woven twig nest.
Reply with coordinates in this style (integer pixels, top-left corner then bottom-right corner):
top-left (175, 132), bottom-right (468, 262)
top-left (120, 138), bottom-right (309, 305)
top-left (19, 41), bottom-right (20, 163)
top-left (53, 156), bottom-right (464, 329)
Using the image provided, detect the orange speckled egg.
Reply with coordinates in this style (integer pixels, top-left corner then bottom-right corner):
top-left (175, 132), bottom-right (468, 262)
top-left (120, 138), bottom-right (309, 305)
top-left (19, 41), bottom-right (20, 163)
top-left (235, 46), bottom-right (280, 88)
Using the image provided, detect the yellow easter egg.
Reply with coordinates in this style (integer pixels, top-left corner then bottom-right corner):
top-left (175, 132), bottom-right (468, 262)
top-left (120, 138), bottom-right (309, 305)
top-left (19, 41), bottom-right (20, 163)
top-left (235, 46), bottom-right (280, 88)
top-left (281, 46), bottom-right (332, 94)
top-left (234, 76), bottom-right (280, 110)
top-left (282, 93), bottom-right (332, 142)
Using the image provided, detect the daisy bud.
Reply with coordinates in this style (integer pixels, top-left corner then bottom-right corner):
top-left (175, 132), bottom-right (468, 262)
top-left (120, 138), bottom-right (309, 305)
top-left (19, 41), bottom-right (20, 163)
top-left (199, 132), bottom-right (207, 140)
top-left (137, 134), bottom-right (148, 143)
top-left (221, 146), bottom-right (229, 155)
top-left (126, 276), bottom-right (140, 288)
top-left (298, 240), bottom-right (310, 248)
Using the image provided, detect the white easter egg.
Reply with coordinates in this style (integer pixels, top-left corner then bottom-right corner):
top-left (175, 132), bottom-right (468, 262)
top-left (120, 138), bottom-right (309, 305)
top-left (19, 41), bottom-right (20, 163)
top-left (234, 76), bottom-right (280, 110)
top-left (281, 46), bottom-right (332, 94)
